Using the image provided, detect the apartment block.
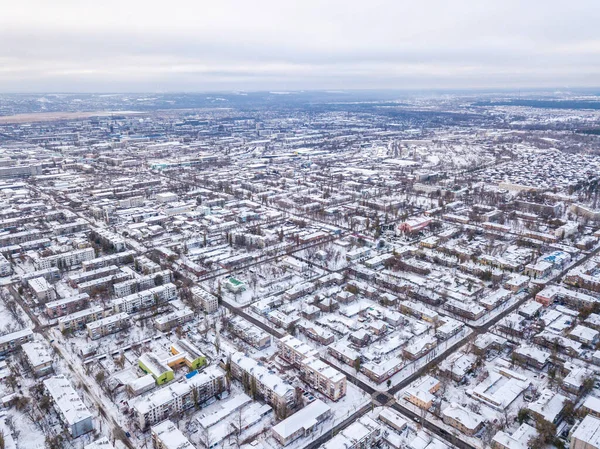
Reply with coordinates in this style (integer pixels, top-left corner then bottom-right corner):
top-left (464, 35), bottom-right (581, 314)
top-left (0, 328), bottom-right (34, 355)
top-left (58, 306), bottom-right (106, 332)
top-left (86, 312), bottom-right (129, 339)
top-left (230, 352), bottom-right (296, 412)
top-left (111, 283), bottom-right (177, 313)
top-left (133, 365), bottom-right (225, 428)
top-left (191, 286), bottom-right (219, 314)
top-left (44, 375), bottom-right (93, 438)
top-left (35, 247), bottom-right (96, 270)
top-left (227, 315), bottom-right (271, 349)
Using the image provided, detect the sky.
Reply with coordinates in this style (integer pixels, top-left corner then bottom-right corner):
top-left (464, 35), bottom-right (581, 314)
top-left (2, 0), bottom-right (600, 93)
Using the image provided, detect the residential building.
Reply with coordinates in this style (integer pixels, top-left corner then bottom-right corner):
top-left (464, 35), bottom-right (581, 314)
top-left (191, 286), bottom-right (219, 313)
top-left (271, 399), bottom-right (331, 446)
top-left (151, 420), bottom-right (194, 449)
top-left (111, 283), bottom-right (177, 313)
top-left (0, 328), bottom-right (34, 355)
top-left (44, 375), bottom-right (93, 438)
top-left (86, 312), bottom-right (129, 339)
top-left (571, 415), bottom-right (600, 449)
top-left (133, 365), bottom-right (226, 428)
top-left (442, 403), bottom-right (485, 436)
top-left (230, 352), bottom-right (296, 412)
top-left (321, 416), bottom-right (381, 449)
top-left (22, 340), bottom-right (54, 376)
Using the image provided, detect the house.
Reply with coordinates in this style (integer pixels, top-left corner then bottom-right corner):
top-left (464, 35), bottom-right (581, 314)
top-left (377, 407), bottom-right (407, 433)
top-left (151, 420), bottom-right (194, 449)
top-left (526, 388), bottom-right (566, 424)
top-left (582, 396), bottom-right (600, 418)
top-left (524, 260), bottom-right (553, 279)
top-left (403, 334), bottom-right (437, 360)
top-left (517, 300), bottom-right (542, 319)
top-left (473, 333), bottom-right (507, 356)
top-left (505, 274), bottom-right (529, 293)
top-left (492, 423), bottom-right (537, 449)
top-left (402, 375), bottom-right (441, 410)
top-left (571, 415), bottom-right (600, 449)
top-left (569, 325), bottom-right (600, 346)
top-left (563, 365), bottom-right (594, 395)
top-left (442, 403), bottom-right (485, 436)
top-left (321, 416), bottom-right (381, 449)
top-left (512, 345), bottom-right (551, 370)
top-left (350, 329), bottom-right (370, 347)
top-left (439, 352), bottom-right (477, 383)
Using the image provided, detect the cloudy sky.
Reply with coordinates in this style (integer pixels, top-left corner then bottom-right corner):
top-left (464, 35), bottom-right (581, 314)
top-left (2, 0), bottom-right (599, 92)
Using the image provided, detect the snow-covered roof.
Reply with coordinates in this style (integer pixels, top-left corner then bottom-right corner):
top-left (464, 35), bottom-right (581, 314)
top-left (271, 399), bottom-right (330, 440)
top-left (44, 375), bottom-right (92, 427)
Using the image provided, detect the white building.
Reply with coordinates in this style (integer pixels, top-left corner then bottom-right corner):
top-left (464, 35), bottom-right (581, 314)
top-left (28, 276), bottom-right (56, 302)
top-left (321, 416), bottom-right (381, 449)
top-left (571, 415), bottom-right (600, 449)
top-left (84, 438), bottom-right (115, 449)
top-left (22, 340), bottom-right (54, 376)
top-left (86, 312), bottom-right (129, 340)
top-left (35, 247), bottom-right (95, 270)
top-left (111, 283), bottom-right (177, 313)
top-left (151, 420), bottom-right (194, 449)
top-left (44, 375), bottom-right (93, 438)
top-left (191, 286), bottom-right (219, 314)
top-left (271, 399), bottom-right (331, 446)
top-left (133, 365), bottom-right (226, 428)
top-left (0, 253), bottom-right (12, 276)
top-left (83, 437), bottom-right (115, 449)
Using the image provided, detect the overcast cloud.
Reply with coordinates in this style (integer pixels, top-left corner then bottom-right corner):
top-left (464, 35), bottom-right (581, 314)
top-left (2, 0), bottom-right (600, 92)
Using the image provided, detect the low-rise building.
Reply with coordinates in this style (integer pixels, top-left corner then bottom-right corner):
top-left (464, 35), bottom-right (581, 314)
top-left (191, 286), bottom-right (219, 313)
top-left (154, 307), bottom-right (194, 331)
top-left (271, 399), bottom-right (331, 446)
top-left (28, 276), bottom-right (56, 302)
top-left (151, 420), bottom-right (194, 449)
top-left (321, 416), bottom-right (381, 449)
top-left (22, 340), bottom-right (54, 376)
top-left (45, 293), bottom-right (90, 318)
top-left (442, 403), bottom-right (486, 436)
top-left (58, 306), bottom-right (105, 332)
top-left (571, 415), bottom-right (600, 449)
top-left (227, 315), bottom-right (271, 349)
top-left (111, 283), bottom-right (177, 313)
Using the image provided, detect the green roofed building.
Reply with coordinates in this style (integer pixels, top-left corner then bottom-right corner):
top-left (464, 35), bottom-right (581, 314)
top-left (225, 277), bottom-right (246, 293)
top-left (139, 353), bottom-right (174, 385)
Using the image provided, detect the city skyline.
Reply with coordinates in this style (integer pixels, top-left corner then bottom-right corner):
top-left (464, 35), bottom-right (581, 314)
top-left (2, 0), bottom-right (600, 92)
